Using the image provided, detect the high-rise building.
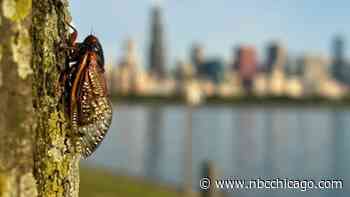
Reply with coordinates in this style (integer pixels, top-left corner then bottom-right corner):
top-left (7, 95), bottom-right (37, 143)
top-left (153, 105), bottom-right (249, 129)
top-left (332, 35), bottom-right (346, 82)
top-left (120, 39), bottom-right (139, 70)
top-left (114, 39), bottom-right (141, 95)
top-left (302, 55), bottom-right (330, 95)
top-left (191, 43), bottom-right (205, 68)
top-left (149, 4), bottom-right (166, 79)
top-left (197, 59), bottom-right (224, 83)
top-left (174, 59), bottom-right (195, 81)
top-left (233, 46), bottom-right (258, 92)
top-left (265, 42), bottom-right (286, 73)
top-left (333, 36), bottom-right (345, 64)
top-left (189, 44), bottom-right (222, 83)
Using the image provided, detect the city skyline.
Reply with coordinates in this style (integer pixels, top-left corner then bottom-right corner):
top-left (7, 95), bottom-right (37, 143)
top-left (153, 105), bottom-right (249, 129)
top-left (70, 0), bottom-right (350, 69)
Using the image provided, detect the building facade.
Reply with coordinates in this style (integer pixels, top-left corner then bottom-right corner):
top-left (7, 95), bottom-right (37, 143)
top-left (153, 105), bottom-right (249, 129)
top-left (149, 4), bottom-right (166, 79)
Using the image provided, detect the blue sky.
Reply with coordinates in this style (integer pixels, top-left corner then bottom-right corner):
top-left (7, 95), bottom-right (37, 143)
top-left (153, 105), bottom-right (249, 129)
top-left (70, 0), bottom-right (350, 69)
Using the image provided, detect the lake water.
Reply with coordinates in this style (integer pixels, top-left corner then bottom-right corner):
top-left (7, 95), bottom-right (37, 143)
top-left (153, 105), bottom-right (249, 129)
top-left (84, 103), bottom-right (350, 197)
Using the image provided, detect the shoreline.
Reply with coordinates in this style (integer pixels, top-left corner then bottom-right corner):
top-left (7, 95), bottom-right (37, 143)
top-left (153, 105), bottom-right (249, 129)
top-left (112, 94), bottom-right (350, 108)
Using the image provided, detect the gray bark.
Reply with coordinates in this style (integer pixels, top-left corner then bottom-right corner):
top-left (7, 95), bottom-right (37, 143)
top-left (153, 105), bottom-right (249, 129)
top-left (0, 0), bottom-right (37, 197)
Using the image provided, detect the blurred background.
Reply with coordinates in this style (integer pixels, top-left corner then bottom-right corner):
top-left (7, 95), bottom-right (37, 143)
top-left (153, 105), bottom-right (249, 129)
top-left (71, 1), bottom-right (350, 197)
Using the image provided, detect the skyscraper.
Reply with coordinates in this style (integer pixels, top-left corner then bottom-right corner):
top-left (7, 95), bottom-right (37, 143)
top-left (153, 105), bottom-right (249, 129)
top-left (149, 4), bottom-right (166, 79)
top-left (114, 39), bottom-right (140, 95)
top-left (265, 42), bottom-right (286, 73)
top-left (233, 46), bottom-right (258, 92)
top-left (120, 39), bottom-right (139, 70)
top-left (197, 59), bottom-right (224, 83)
top-left (332, 35), bottom-right (345, 81)
top-left (191, 43), bottom-right (205, 68)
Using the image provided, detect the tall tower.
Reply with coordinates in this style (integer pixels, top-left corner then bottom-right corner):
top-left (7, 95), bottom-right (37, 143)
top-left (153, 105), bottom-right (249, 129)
top-left (332, 35), bottom-right (345, 81)
top-left (149, 4), bottom-right (166, 78)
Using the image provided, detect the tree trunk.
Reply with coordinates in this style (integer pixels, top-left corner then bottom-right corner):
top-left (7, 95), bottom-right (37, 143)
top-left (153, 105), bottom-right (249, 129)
top-left (32, 1), bottom-right (80, 197)
top-left (0, 0), bottom-right (37, 197)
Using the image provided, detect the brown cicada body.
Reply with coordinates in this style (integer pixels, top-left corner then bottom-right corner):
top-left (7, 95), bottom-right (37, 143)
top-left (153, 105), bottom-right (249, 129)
top-left (60, 24), bottom-right (112, 158)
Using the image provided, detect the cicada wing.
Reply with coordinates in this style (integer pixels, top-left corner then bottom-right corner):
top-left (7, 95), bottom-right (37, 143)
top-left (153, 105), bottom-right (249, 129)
top-left (76, 53), bottom-right (112, 158)
top-left (70, 53), bottom-right (89, 132)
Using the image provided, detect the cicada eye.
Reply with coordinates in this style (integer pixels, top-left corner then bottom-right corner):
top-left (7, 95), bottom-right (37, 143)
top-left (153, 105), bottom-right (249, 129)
top-left (89, 45), bottom-right (100, 52)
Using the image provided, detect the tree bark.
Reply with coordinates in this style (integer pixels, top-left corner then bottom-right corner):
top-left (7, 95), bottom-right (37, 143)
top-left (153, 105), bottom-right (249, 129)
top-left (32, 1), bottom-right (80, 197)
top-left (0, 0), bottom-right (37, 197)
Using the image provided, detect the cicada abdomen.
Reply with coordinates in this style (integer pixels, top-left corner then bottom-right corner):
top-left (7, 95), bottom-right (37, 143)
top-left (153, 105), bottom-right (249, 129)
top-left (66, 34), bottom-right (112, 158)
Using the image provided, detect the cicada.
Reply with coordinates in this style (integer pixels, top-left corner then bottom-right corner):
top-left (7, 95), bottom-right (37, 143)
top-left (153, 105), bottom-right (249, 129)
top-left (59, 23), bottom-right (112, 158)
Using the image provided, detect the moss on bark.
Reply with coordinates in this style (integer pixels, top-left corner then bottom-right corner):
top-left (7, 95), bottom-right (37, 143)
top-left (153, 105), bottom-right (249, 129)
top-left (32, 0), bottom-right (80, 197)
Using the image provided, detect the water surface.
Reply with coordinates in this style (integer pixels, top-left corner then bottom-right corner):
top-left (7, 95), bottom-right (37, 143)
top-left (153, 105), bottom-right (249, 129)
top-left (84, 103), bottom-right (350, 197)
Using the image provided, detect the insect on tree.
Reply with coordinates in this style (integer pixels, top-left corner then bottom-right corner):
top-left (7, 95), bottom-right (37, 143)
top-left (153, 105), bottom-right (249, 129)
top-left (58, 22), bottom-right (113, 158)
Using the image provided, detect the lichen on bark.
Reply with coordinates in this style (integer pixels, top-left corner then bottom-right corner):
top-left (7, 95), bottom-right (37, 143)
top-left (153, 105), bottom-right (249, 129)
top-left (12, 27), bottom-right (32, 79)
top-left (32, 0), bottom-right (80, 197)
top-left (0, 0), bottom-right (37, 196)
top-left (2, 0), bottom-right (32, 22)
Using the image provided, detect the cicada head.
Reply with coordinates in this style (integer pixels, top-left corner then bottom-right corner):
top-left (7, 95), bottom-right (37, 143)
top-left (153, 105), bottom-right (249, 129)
top-left (82, 35), bottom-right (105, 67)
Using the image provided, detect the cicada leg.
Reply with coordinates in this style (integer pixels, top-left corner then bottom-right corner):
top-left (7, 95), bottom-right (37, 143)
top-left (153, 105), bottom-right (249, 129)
top-left (55, 21), bottom-right (79, 103)
top-left (55, 66), bottom-right (68, 102)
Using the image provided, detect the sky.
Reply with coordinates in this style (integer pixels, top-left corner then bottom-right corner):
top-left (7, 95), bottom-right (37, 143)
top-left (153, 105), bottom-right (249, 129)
top-left (70, 0), bottom-right (350, 69)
